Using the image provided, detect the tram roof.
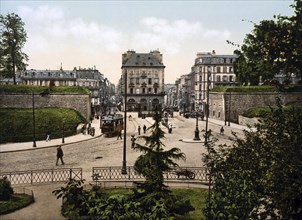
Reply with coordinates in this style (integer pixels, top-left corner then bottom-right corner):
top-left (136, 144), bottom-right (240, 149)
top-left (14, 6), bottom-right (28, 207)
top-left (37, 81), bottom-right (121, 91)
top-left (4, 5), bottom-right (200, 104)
top-left (101, 114), bottom-right (123, 121)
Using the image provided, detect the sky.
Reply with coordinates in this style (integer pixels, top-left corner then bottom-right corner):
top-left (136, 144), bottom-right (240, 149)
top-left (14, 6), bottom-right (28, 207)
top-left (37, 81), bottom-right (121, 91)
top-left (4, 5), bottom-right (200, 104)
top-left (1, 0), bottom-right (295, 85)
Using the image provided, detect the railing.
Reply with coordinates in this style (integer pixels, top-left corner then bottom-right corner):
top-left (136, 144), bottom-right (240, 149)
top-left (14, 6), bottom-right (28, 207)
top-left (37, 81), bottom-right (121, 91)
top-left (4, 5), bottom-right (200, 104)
top-left (0, 168), bottom-right (82, 185)
top-left (92, 166), bottom-right (208, 183)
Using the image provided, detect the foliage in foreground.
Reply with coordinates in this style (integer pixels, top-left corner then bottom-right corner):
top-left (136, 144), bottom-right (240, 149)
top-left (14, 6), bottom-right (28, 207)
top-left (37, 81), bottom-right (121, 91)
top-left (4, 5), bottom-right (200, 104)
top-left (0, 107), bottom-right (86, 143)
top-left (53, 179), bottom-right (206, 220)
top-left (203, 98), bottom-right (302, 219)
top-left (53, 111), bottom-right (195, 219)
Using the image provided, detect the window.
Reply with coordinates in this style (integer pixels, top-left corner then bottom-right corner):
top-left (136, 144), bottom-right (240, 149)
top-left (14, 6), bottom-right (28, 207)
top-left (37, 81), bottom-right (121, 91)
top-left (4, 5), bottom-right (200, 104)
top-left (229, 67), bottom-right (233, 72)
top-left (223, 66), bottom-right (227, 73)
top-left (154, 88), bottom-right (157, 94)
top-left (230, 76), bottom-right (233, 82)
top-left (154, 78), bottom-right (159, 83)
top-left (148, 88), bottom-right (152, 93)
top-left (217, 67), bottom-right (221, 73)
top-left (223, 76), bottom-right (228, 82)
top-left (136, 88), bottom-right (140, 94)
top-left (148, 78), bottom-right (152, 84)
top-left (130, 88), bottom-right (133, 94)
top-left (142, 88), bottom-right (146, 94)
top-left (217, 75), bottom-right (221, 82)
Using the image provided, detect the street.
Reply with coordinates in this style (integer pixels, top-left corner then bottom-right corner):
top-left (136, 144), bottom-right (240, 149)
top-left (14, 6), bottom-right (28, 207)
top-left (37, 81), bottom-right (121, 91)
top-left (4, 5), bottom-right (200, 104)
top-left (0, 113), bottom-right (246, 181)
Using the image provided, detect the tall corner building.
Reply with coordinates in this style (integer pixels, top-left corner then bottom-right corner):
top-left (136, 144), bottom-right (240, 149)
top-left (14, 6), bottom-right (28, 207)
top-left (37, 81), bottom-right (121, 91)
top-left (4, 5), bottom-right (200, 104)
top-left (120, 50), bottom-right (165, 115)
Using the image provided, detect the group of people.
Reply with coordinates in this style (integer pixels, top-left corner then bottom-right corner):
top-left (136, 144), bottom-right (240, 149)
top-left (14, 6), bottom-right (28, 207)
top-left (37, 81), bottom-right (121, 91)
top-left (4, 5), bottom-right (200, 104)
top-left (137, 125), bottom-right (147, 135)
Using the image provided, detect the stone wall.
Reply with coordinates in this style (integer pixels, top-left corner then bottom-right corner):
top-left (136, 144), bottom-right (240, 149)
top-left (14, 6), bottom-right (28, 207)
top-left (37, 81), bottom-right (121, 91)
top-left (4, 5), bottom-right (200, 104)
top-left (209, 92), bottom-right (302, 123)
top-left (0, 93), bottom-right (91, 120)
top-left (238, 115), bottom-right (260, 126)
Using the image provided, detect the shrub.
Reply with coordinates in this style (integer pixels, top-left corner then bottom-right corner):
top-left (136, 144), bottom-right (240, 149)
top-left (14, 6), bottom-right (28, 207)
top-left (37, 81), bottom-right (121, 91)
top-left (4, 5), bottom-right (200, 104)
top-left (0, 177), bottom-right (14, 201)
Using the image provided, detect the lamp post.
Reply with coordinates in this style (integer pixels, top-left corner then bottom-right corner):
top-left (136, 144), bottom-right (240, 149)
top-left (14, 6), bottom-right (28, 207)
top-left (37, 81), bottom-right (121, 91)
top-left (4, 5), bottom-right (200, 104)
top-left (193, 106), bottom-right (200, 140)
top-left (121, 70), bottom-right (127, 175)
top-left (228, 92), bottom-right (231, 126)
top-left (32, 92), bottom-right (37, 147)
top-left (148, 96), bottom-right (151, 116)
top-left (204, 67), bottom-right (211, 145)
top-left (62, 119), bottom-right (65, 143)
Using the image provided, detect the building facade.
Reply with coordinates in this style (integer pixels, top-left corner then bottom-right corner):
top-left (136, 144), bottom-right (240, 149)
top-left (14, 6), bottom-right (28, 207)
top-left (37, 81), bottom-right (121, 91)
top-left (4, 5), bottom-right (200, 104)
top-left (120, 50), bottom-right (165, 115)
top-left (193, 50), bottom-right (238, 112)
top-left (18, 67), bottom-right (114, 117)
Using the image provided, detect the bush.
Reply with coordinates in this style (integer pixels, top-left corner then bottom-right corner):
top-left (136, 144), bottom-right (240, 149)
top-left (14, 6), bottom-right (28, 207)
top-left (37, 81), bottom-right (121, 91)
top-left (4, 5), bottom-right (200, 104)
top-left (0, 177), bottom-right (14, 201)
top-left (0, 193), bottom-right (34, 215)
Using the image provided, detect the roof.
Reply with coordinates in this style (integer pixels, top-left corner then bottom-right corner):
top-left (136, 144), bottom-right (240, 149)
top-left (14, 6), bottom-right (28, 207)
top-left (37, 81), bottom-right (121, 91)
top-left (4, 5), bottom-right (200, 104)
top-left (122, 53), bottom-right (165, 68)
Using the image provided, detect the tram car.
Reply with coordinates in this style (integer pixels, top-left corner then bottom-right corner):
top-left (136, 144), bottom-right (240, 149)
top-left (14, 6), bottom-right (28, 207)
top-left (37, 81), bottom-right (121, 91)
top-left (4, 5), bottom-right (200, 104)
top-left (100, 114), bottom-right (124, 137)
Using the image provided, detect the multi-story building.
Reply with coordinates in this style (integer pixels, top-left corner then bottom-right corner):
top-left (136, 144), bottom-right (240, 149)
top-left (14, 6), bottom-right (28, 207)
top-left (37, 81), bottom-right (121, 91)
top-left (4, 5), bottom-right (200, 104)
top-left (194, 50), bottom-right (238, 112)
top-left (18, 66), bottom-right (114, 117)
top-left (120, 50), bottom-right (165, 115)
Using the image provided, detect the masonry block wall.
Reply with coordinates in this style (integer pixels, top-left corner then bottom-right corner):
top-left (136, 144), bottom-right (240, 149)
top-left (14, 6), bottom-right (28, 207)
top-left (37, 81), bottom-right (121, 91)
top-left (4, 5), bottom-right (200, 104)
top-left (209, 92), bottom-right (302, 123)
top-left (0, 93), bottom-right (91, 121)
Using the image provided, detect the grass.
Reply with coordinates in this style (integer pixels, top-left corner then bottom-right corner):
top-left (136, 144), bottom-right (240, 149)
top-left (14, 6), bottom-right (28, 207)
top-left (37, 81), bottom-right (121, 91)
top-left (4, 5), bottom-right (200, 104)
top-left (0, 194), bottom-right (34, 215)
top-left (242, 104), bottom-right (302, 118)
top-left (0, 107), bottom-right (86, 144)
top-left (103, 188), bottom-right (208, 219)
top-left (0, 84), bottom-right (89, 94)
top-left (211, 85), bottom-right (302, 93)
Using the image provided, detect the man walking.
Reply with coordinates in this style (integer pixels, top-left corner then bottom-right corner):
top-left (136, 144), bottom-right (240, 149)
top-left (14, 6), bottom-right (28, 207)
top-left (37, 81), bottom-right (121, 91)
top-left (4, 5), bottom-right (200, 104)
top-left (138, 125), bottom-right (141, 135)
top-left (143, 125), bottom-right (147, 134)
top-left (56, 145), bottom-right (65, 165)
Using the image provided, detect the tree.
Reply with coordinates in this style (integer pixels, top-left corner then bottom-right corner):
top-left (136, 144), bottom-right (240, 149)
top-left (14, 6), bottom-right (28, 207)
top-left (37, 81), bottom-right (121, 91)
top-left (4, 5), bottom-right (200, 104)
top-left (0, 13), bottom-right (28, 84)
top-left (203, 98), bottom-right (302, 219)
top-left (131, 110), bottom-right (194, 218)
top-left (231, 0), bottom-right (302, 85)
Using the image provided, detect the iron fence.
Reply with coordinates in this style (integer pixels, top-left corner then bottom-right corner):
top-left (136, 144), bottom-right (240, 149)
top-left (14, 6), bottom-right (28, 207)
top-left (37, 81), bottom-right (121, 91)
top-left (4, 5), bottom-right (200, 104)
top-left (92, 166), bottom-right (208, 183)
top-left (0, 168), bottom-right (82, 185)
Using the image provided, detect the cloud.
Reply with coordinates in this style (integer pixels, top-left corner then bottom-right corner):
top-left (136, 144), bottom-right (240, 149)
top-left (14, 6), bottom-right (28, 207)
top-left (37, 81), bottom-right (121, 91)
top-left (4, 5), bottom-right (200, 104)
top-left (18, 5), bottom-right (122, 52)
top-left (132, 17), bottom-right (231, 54)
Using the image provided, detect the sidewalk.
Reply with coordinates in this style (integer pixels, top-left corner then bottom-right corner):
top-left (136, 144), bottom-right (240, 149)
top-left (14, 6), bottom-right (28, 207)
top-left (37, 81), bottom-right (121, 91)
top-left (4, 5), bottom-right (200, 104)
top-left (0, 119), bottom-right (102, 153)
top-left (0, 114), bottom-right (249, 153)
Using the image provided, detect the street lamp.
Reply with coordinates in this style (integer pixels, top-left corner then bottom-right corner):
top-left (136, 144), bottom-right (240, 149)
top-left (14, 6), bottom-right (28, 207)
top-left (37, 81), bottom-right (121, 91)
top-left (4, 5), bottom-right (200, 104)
top-left (62, 119), bottom-right (65, 143)
top-left (193, 106), bottom-right (200, 140)
top-left (32, 92), bottom-right (37, 147)
top-left (148, 97), bottom-right (151, 116)
top-left (204, 67), bottom-right (211, 145)
top-left (121, 70), bottom-right (127, 175)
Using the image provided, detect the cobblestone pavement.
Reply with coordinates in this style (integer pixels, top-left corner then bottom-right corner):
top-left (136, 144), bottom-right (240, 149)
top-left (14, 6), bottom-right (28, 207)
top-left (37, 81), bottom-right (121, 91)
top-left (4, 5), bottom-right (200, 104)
top-left (0, 113), bottom-right (247, 220)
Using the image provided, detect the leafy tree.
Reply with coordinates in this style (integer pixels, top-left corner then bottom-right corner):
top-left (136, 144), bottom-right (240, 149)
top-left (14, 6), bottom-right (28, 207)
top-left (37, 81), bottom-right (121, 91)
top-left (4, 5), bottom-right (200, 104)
top-left (231, 0), bottom-right (302, 85)
top-left (0, 13), bottom-right (28, 84)
top-left (203, 98), bottom-right (302, 219)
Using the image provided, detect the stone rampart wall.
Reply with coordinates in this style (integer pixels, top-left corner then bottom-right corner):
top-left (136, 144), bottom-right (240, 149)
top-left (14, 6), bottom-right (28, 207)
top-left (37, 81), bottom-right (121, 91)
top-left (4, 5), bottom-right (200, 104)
top-left (209, 92), bottom-right (302, 123)
top-left (0, 93), bottom-right (91, 120)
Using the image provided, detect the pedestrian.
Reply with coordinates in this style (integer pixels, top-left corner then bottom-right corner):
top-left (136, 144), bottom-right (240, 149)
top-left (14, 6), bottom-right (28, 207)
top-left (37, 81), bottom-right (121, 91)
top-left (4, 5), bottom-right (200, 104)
top-left (117, 130), bottom-right (122, 140)
top-left (143, 125), bottom-right (147, 134)
top-left (56, 145), bottom-right (64, 165)
top-left (46, 131), bottom-right (51, 142)
top-left (138, 125), bottom-right (141, 135)
top-left (169, 124), bottom-right (173, 134)
top-left (220, 126), bottom-right (224, 135)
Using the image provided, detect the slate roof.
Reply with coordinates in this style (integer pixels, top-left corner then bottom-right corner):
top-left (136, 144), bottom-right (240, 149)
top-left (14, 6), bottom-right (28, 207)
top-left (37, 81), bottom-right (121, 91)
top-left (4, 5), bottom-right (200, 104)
top-left (122, 53), bottom-right (165, 68)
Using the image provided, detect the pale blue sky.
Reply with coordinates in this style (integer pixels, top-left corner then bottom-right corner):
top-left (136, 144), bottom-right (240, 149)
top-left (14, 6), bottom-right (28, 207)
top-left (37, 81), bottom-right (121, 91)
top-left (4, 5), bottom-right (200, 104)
top-left (1, 0), bottom-right (294, 84)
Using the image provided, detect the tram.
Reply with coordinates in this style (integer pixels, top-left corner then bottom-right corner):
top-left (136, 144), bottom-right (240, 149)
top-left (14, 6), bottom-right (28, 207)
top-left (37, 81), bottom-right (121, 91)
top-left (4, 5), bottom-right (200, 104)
top-left (100, 114), bottom-right (124, 137)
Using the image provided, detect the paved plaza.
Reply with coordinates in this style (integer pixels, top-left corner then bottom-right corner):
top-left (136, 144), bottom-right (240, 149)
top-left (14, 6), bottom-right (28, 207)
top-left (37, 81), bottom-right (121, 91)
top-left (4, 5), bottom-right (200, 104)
top-left (0, 113), bottom-right (247, 220)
